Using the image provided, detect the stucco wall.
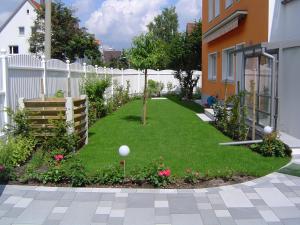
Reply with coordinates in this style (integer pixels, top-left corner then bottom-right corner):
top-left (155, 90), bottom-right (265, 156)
top-left (0, 1), bottom-right (37, 54)
top-left (269, 0), bottom-right (300, 42)
top-left (278, 46), bottom-right (300, 139)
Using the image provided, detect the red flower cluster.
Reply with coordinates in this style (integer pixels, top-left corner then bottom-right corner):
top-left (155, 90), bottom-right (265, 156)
top-left (158, 169), bottom-right (171, 177)
top-left (0, 164), bottom-right (5, 172)
top-left (54, 154), bottom-right (64, 161)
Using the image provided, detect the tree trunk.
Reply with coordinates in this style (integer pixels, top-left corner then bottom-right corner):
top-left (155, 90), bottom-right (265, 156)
top-left (142, 69), bottom-right (148, 125)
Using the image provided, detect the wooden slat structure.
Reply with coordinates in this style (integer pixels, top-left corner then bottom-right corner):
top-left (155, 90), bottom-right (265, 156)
top-left (19, 95), bottom-right (88, 148)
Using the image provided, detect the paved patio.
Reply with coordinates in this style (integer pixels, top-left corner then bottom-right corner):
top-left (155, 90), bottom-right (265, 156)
top-left (0, 151), bottom-right (300, 225)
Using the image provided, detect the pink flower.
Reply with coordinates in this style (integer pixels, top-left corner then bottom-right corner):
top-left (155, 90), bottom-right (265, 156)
top-left (164, 169), bottom-right (171, 177)
top-left (54, 154), bottom-right (64, 161)
top-left (0, 165), bottom-right (5, 172)
top-left (158, 169), bottom-right (171, 177)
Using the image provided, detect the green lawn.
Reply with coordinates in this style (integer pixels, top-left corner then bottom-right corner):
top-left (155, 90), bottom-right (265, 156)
top-left (77, 97), bottom-right (290, 177)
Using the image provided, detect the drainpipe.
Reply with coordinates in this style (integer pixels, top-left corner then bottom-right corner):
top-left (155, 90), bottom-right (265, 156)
top-left (262, 48), bottom-right (278, 131)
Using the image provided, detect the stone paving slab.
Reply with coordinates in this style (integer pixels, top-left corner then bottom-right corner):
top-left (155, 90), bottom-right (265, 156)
top-left (1, 152), bottom-right (300, 225)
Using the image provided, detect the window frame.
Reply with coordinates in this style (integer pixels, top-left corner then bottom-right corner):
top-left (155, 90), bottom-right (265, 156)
top-left (225, 0), bottom-right (234, 8)
top-left (208, 52), bottom-right (217, 81)
top-left (222, 46), bottom-right (236, 82)
top-left (19, 26), bottom-right (25, 36)
top-left (9, 45), bottom-right (19, 55)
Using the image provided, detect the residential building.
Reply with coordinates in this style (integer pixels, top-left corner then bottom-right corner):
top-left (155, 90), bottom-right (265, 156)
top-left (103, 49), bottom-right (122, 64)
top-left (202, 0), bottom-right (300, 140)
top-left (186, 22), bottom-right (198, 35)
top-left (0, 0), bottom-right (40, 55)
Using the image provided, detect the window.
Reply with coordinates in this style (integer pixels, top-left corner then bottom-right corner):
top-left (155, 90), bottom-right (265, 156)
top-left (9, 46), bottom-right (19, 54)
top-left (208, 53), bottom-right (217, 80)
top-left (222, 47), bottom-right (235, 81)
top-left (215, 0), bottom-right (220, 17)
top-left (208, 0), bottom-right (214, 21)
top-left (19, 27), bottom-right (25, 36)
top-left (27, 9), bottom-right (29, 14)
top-left (226, 0), bottom-right (234, 8)
top-left (209, 0), bottom-right (220, 21)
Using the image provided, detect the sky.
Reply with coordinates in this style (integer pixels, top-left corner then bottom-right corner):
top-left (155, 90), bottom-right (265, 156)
top-left (0, 0), bottom-right (201, 50)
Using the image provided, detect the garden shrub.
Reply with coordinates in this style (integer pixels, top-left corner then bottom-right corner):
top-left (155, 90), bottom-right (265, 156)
top-left (0, 136), bottom-right (36, 167)
top-left (80, 74), bottom-right (111, 125)
top-left (108, 80), bottom-right (131, 112)
top-left (167, 82), bottom-right (174, 93)
top-left (54, 90), bottom-right (64, 98)
top-left (213, 92), bottom-right (248, 141)
top-left (4, 108), bottom-right (31, 137)
top-left (61, 158), bottom-right (88, 187)
top-left (250, 132), bottom-right (291, 157)
top-left (148, 79), bottom-right (164, 97)
top-left (184, 169), bottom-right (202, 184)
top-left (40, 119), bottom-right (79, 155)
top-left (145, 158), bottom-right (172, 187)
top-left (91, 165), bottom-right (124, 185)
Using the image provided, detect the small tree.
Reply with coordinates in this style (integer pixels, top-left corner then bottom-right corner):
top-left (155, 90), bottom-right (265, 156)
top-left (129, 33), bottom-right (167, 125)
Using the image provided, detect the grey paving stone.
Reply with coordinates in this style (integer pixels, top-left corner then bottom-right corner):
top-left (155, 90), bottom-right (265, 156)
top-left (4, 207), bottom-right (25, 218)
top-left (23, 190), bottom-right (38, 198)
top-left (59, 201), bottom-right (98, 225)
top-left (251, 199), bottom-right (268, 206)
top-left (74, 192), bottom-right (101, 202)
top-left (199, 209), bottom-right (220, 225)
top-left (196, 196), bottom-right (210, 203)
top-left (101, 193), bottom-right (115, 201)
top-left (168, 195), bottom-right (198, 214)
top-left (235, 219), bottom-right (268, 225)
top-left (218, 217), bottom-right (237, 225)
top-left (155, 215), bottom-right (171, 224)
top-left (127, 194), bottom-right (154, 208)
top-left (92, 214), bottom-right (109, 223)
top-left (281, 218), bottom-right (300, 225)
top-left (43, 219), bottom-right (61, 225)
top-left (35, 191), bottom-right (63, 201)
top-left (112, 201), bottom-right (127, 209)
top-left (0, 217), bottom-right (15, 225)
top-left (171, 214), bottom-right (203, 225)
top-left (220, 190), bottom-right (253, 208)
top-left (212, 204), bottom-right (227, 210)
top-left (229, 208), bottom-right (262, 220)
top-left (47, 212), bottom-right (65, 220)
top-left (155, 207), bottom-right (170, 216)
top-left (255, 188), bottom-right (294, 207)
top-left (55, 199), bottom-right (73, 207)
top-left (61, 192), bottom-right (76, 200)
top-left (124, 208), bottom-right (155, 225)
top-left (271, 207), bottom-right (300, 219)
top-left (108, 217), bottom-right (124, 225)
top-left (14, 200), bottom-right (57, 225)
top-left (258, 210), bottom-right (280, 222)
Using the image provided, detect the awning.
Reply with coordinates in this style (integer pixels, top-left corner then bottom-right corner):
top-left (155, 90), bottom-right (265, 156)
top-left (203, 10), bottom-right (248, 43)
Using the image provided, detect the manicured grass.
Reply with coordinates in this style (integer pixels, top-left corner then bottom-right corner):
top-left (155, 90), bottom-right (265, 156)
top-left (77, 97), bottom-right (290, 177)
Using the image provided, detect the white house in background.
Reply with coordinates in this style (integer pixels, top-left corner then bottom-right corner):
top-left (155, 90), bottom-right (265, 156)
top-left (0, 0), bottom-right (40, 55)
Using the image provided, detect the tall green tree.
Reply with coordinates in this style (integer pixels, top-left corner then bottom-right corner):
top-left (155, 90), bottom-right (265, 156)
top-left (29, 2), bottom-right (102, 65)
top-left (129, 32), bottom-right (168, 125)
top-left (170, 20), bottom-right (202, 99)
top-left (147, 7), bottom-right (179, 43)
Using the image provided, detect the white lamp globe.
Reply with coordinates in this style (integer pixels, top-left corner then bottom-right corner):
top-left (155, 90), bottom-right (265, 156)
top-left (119, 145), bottom-right (130, 157)
top-left (264, 126), bottom-right (273, 134)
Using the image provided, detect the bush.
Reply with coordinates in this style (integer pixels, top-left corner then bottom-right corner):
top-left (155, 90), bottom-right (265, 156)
top-left (108, 80), bottom-right (131, 112)
top-left (40, 119), bottom-right (79, 155)
top-left (54, 90), bottom-right (64, 98)
top-left (145, 158), bottom-right (172, 187)
top-left (148, 80), bottom-right (164, 97)
top-left (0, 136), bottom-right (36, 167)
top-left (63, 158), bottom-right (88, 187)
top-left (81, 74), bottom-right (111, 124)
top-left (184, 169), bottom-right (202, 184)
top-left (167, 82), bottom-right (174, 93)
top-left (91, 165), bottom-right (124, 185)
top-left (250, 132), bottom-right (291, 157)
top-left (4, 108), bottom-right (31, 137)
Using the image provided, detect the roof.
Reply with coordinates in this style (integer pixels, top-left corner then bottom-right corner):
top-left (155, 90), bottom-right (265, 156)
top-left (0, 0), bottom-right (40, 33)
top-left (186, 23), bottom-right (198, 34)
top-left (103, 50), bottom-right (122, 63)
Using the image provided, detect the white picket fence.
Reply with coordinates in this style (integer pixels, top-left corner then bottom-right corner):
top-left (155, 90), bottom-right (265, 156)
top-left (0, 50), bottom-right (202, 133)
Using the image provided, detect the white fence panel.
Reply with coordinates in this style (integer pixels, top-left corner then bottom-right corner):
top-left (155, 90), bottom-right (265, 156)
top-left (46, 70), bottom-right (68, 97)
top-left (8, 68), bottom-right (43, 110)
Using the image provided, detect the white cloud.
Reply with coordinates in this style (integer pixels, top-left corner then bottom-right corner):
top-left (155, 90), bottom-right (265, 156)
top-left (72, 0), bottom-right (93, 16)
top-left (176, 0), bottom-right (201, 30)
top-left (85, 0), bottom-right (168, 49)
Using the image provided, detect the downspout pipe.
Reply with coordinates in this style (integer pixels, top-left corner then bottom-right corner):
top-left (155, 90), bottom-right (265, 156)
top-left (261, 48), bottom-right (278, 130)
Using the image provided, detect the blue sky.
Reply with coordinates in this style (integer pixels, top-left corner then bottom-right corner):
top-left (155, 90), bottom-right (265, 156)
top-left (0, 0), bottom-right (201, 50)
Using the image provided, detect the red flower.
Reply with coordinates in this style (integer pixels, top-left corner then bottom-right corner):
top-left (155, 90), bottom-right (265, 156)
top-left (54, 154), bottom-right (64, 161)
top-left (158, 169), bottom-right (171, 177)
top-left (0, 165), bottom-right (5, 172)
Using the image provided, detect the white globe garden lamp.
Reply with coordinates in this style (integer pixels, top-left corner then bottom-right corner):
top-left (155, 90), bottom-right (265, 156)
top-left (264, 126), bottom-right (273, 135)
top-left (118, 145), bottom-right (130, 178)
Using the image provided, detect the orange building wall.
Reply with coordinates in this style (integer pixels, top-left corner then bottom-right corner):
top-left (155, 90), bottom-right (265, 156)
top-left (202, 0), bottom-right (269, 100)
